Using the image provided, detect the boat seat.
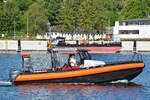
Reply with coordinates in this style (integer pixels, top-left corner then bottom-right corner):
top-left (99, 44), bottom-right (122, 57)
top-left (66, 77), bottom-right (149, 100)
top-left (62, 64), bottom-right (71, 71)
top-left (62, 64), bottom-right (81, 71)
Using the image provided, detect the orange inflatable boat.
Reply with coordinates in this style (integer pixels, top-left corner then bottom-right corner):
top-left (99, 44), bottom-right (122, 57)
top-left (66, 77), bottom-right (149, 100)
top-left (10, 48), bottom-right (145, 85)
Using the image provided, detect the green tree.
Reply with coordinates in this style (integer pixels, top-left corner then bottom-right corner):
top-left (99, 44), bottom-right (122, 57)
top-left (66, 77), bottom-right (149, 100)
top-left (46, 0), bottom-right (62, 25)
top-left (120, 0), bottom-right (150, 19)
top-left (27, 0), bottom-right (48, 35)
top-left (0, 0), bottom-right (22, 36)
top-left (15, 0), bottom-right (34, 11)
top-left (0, 0), bottom-right (3, 10)
top-left (77, 0), bottom-right (106, 34)
top-left (1, 0), bottom-right (150, 38)
top-left (57, 0), bottom-right (81, 32)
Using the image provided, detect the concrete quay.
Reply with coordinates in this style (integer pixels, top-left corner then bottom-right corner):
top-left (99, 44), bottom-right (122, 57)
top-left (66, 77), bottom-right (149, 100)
top-left (0, 40), bottom-right (150, 53)
top-left (0, 40), bottom-right (47, 52)
top-left (120, 41), bottom-right (150, 53)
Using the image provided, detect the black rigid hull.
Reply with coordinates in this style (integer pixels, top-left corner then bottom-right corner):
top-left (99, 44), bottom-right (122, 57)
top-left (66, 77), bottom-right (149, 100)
top-left (14, 67), bottom-right (143, 85)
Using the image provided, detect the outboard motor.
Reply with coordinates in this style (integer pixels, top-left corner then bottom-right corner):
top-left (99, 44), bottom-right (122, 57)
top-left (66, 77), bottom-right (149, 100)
top-left (9, 70), bottom-right (21, 82)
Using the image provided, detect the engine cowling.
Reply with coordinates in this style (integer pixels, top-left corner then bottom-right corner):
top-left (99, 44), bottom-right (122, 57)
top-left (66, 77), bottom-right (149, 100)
top-left (9, 70), bottom-right (21, 82)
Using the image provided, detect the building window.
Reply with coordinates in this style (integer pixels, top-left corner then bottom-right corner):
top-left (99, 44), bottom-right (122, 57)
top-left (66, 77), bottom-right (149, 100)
top-left (119, 21), bottom-right (126, 26)
top-left (119, 19), bottom-right (150, 26)
top-left (119, 30), bottom-right (139, 34)
top-left (128, 21), bottom-right (139, 25)
top-left (140, 20), bottom-right (150, 25)
top-left (119, 21), bottom-right (139, 26)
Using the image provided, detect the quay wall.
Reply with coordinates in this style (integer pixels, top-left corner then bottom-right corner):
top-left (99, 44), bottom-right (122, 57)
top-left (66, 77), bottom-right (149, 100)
top-left (121, 41), bottom-right (150, 52)
top-left (0, 40), bottom-right (47, 51)
top-left (1, 40), bottom-right (150, 52)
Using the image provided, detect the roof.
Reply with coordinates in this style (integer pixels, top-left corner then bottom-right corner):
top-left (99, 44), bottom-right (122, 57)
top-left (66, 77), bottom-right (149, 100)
top-left (119, 18), bottom-right (150, 22)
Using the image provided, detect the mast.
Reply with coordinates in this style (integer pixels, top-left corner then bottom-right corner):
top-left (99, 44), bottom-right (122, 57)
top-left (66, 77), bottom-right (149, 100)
top-left (49, 40), bottom-right (57, 71)
top-left (50, 49), bottom-right (57, 71)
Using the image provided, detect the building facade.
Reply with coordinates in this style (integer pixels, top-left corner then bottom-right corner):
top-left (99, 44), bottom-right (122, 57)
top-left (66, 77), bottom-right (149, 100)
top-left (113, 18), bottom-right (150, 40)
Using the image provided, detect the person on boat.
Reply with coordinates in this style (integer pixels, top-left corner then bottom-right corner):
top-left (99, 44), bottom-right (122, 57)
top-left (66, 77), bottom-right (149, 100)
top-left (69, 54), bottom-right (77, 66)
top-left (62, 54), bottom-right (81, 71)
top-left (68, 54), bottom-right (81, 69)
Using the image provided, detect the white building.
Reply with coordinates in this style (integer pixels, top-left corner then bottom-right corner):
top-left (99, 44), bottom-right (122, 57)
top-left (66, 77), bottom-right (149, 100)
top-left (113, 18), bottom-right (150, 40)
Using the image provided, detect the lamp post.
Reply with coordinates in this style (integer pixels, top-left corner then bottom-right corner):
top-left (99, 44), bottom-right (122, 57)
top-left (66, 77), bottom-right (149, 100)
top-left (13, 16), bottom-right (18, 39)
top-left (101, 19), bottom-right (104, 34)
top-left (26, 13), bottom-right (29, 39)
top-left (47, 21), bottom-right (51, 39)
top-left (27, 13), bottom-right (28, 34)
top-left (47, 21), bottom-right (51, 33)
top-left (101, 19), bottom-right (104, 44)
top-left (14, 18), bottom-right (15, 35)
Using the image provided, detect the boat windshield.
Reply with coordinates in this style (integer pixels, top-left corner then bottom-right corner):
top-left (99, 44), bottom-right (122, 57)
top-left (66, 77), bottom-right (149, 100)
top-left (49, 48), bottom-right (91, 69)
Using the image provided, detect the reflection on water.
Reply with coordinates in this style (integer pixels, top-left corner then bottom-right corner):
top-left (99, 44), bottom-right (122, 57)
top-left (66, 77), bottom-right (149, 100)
top-left (15, 83), bottom-right (145, 100)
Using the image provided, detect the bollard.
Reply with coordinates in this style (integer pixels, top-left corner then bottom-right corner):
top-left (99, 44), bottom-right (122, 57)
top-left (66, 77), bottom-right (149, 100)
top-left (76, 40), bottom-right (79, 46)
top-left (5, 39), bottom-right (8, 53)
top-left (17, 40), bottom-right (21, 52)
top-left (133, 40), bottom-right (136, 53)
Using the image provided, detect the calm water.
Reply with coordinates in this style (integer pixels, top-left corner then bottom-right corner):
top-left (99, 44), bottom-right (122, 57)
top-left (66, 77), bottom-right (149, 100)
top-left (0, 52), bottom-right (150, 100)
